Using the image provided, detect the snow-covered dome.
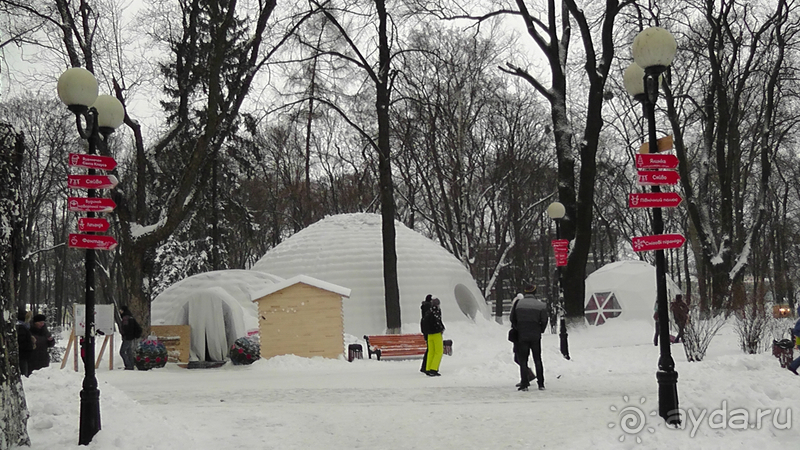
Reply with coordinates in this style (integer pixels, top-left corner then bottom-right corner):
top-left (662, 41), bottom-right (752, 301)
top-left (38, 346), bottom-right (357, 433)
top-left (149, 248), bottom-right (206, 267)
top-left (584, 260), bottom-right (681, 325)
top-left (151, 270), bottom-right (285, 360)
top-left (251, 213), bottom-right (490, 335)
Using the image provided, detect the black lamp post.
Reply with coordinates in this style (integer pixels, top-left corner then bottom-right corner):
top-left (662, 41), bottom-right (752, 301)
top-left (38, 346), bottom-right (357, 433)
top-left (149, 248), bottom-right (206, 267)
top-left (624, 27), bottom-right (680, 426)
top-left (546, 201), bottom-right (570, 360)
top-left (57, 67), bottom-right (124, 445)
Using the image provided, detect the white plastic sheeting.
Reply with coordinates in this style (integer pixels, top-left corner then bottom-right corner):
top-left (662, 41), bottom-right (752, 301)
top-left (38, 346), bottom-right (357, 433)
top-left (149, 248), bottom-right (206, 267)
top-left (151, 270), bottom-right (284, 361)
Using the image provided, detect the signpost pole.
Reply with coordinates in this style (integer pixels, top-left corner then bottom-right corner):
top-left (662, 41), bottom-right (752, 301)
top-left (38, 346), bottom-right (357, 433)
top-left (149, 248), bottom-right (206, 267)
top-left (79, 110), bottom-right (101, 445)
top-left (643, 71), bottom-right (680, 425)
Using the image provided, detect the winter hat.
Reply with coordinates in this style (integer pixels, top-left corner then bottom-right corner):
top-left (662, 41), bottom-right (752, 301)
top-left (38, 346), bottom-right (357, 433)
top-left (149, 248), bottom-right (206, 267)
top-left (33, 314), bottom-right (46, 323)
top-left (120, 305), bottom-right (131, 315)
top-left (431, 297), bottom-right (440, 307)
top-left (524, 285), bottom-right (537, 294)
top-left (17, 311), bottom-right (27, 322)
top-left (424, 294), bottom-right (433, 303)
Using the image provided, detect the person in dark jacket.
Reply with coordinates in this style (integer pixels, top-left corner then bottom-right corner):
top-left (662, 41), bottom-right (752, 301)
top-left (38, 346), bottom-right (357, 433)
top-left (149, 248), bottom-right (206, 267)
top-left (16, 311), bottom-right (35, 377)
top-left (509, 285), bottom-right (548, 391)
top-left (420, 295), bottom-right (433, 373)
top-left (670, 295), bottom-right (689, 343)
top-left (119, 306), bottom-right (142, 370)
top-left (422, 297), bottom-right (445, 376)
top-left (788, 317), bottom-right (800, 375)
top-left (29, 314), bottom-right (55, 373)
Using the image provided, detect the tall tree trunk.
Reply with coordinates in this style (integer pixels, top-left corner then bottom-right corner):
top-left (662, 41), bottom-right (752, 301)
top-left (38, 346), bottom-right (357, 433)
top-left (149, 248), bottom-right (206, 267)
top-left (0, 124), bottom-right (30, 449)
top-left (375, 0), bottom-right (401, 333)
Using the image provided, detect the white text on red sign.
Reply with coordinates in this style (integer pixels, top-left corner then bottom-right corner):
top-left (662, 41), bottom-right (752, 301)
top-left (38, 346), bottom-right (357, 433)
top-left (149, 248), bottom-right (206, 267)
top-left (68, 233), bottom-right (118, 251)
top-left (637, 171), bottom-right (680, 186)
top-left (632, 234), bottom-right (686, 252)
top-left (628, 192), bottom-right (683, 208)
top-left (68, 153), bottom-right (117, 171)
top-left (78, 218), bottom-right (110, 232)
top-left (67, 197), bottom-right (116, 213)
top-left (636, 153), bottom-right (679, 170)
top-left (68, 175), bottom-right (119, 190)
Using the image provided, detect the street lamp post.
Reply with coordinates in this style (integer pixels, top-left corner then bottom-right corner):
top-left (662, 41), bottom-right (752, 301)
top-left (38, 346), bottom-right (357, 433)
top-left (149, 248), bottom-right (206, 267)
top-left (624, 27), bottom-right (680, 426)
top-left (546, 201), bottom-right (570, 360)
top-left (57, 67), bottom-right (124, 445)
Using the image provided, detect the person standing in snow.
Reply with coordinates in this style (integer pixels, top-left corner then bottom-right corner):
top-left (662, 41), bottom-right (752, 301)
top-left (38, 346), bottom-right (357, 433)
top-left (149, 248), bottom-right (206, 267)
top-left (788, 317), bottom-right (800, 375)
top-left (509, 285), bottom-right (548, 391)
top-left (119, 306), bottom-right (142, 370)
top-left (420, 294), bottom-right (433, 373)
top-left (670, 295), bottom-right (689, 343)
top-left (422, 297), bottom-right (445, 376)
top-left (16, 310), bottom-right (35, 377)
top-left (29, 314), bottom-right (55, 373)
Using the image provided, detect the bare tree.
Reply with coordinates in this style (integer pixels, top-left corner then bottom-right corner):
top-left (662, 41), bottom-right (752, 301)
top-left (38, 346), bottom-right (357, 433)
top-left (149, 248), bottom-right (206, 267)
top-left (0, 123), bottom-right (29, 449)
top-left (664, 0), bottom-right (800, 312)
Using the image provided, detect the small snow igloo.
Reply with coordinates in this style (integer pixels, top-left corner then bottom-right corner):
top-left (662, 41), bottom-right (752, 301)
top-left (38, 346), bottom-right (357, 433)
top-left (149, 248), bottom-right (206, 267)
top-left (250, 213), bottom-right (490, 336)
top-left (151, 270), bottom-right (284, 361)
top-left (584, 260), bottom-right (681, 325)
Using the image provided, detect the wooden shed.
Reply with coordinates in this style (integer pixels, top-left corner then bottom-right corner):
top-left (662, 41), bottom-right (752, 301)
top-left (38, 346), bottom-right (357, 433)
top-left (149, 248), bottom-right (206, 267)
top-left (251, 275), bottom-right (351, 359)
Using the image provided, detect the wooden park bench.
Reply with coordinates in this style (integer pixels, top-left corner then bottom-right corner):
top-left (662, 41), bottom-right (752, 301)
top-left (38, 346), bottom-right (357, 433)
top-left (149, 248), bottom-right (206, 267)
top-left (362, 334), bottom-right (452, 360)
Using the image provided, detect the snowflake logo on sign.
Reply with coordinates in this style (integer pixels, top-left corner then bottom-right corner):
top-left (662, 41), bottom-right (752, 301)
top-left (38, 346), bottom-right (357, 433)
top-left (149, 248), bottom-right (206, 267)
top-left (633, 239), bottom-right (644, 251)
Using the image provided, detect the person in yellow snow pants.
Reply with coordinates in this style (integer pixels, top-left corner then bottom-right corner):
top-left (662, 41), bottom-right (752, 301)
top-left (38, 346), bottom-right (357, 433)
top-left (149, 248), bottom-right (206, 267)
top-left (425, 332), bottom-right (444, 374)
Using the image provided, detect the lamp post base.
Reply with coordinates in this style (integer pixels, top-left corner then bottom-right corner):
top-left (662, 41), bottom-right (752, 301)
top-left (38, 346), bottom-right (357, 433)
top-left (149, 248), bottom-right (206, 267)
top-left (656, 369), bottom-right (680, 426)
top-left (78, 386), bottom-right (101, 445)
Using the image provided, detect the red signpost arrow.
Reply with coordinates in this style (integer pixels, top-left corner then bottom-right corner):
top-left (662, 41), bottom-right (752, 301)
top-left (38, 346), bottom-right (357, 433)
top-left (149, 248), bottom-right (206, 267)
top-left (69, 153), bottom-right (117, 171)
top-left (67, 197), bottom-right (116, 213)
top-left (628, 192), bottom-right (683, 208)
top-left (637, 170), bottom-right (680, 186)
top-left (68, 175), bottom-right (119, 189)
top-left (78, 217), bottom-right (110, 232)
top-left (68, 233), bottom-right (118, 251)
top-left (636, 153), bottom-right (679, 170)
top-left (632, 234), bottom-right (686, 252)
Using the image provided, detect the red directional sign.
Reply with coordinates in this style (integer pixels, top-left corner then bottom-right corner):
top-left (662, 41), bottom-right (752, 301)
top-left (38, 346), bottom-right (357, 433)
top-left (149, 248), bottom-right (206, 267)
top-left (67, 197), bottom-right (116, 213)
top-left (68, 175), bottom-right (119, 190)
top-left (68, 233), bottom-right (118, 251)
top-left (551, 239), bottom-right (569, 267)
top-left (78, 217), bottom-right (110, 232)
top-left (636, 153), bottom-right (679, 170)
top-left (637, 170), bottom-right (680, 186)
top-left (632, 234), bottom-right (686, 252)
top-left (69, 153), bottom-right (117, 171)
top-left (628, 192), bottom-right (683, 208)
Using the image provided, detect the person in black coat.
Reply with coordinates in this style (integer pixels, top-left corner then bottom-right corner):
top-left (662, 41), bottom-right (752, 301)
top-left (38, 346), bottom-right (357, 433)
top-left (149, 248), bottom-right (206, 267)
top-left (420, 295), bottom-right (433, 373)
top-left (16, 311), bottom-right (35, 377)
top-left (509, 285), bottom-right (548, 391)
top-left (29, 314), bottom-right (55, 373)
top-left (422, 297), bottom-right (446, 376)
top-left (119, 306), bottom-right (142, 370)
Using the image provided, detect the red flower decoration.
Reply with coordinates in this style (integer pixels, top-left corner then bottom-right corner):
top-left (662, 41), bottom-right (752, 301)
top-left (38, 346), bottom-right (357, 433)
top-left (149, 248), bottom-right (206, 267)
top-left (136, 356), bottom-right (141, 361)
top-left (145, 357), bottom-right (151, 362)
top-left (246, 354), bottom-right (252, 359)
top-left (155, 357), bottom-right (161, 363)
top-left (238, 348), bottom-right (244, 354)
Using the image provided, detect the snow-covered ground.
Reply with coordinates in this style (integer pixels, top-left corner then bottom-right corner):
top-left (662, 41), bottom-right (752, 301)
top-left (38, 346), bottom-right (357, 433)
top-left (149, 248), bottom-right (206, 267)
top-left (16, 318), bottom-right (799, 450)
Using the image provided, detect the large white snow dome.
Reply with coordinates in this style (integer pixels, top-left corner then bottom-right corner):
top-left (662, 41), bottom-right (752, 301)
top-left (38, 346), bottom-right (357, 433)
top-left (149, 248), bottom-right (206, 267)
top-left (584, 260), bottom-right (681, 325)
top-left (151, 270), bottom-right (285, 360)
top-left (250, 213), bottom-right (490, 335)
